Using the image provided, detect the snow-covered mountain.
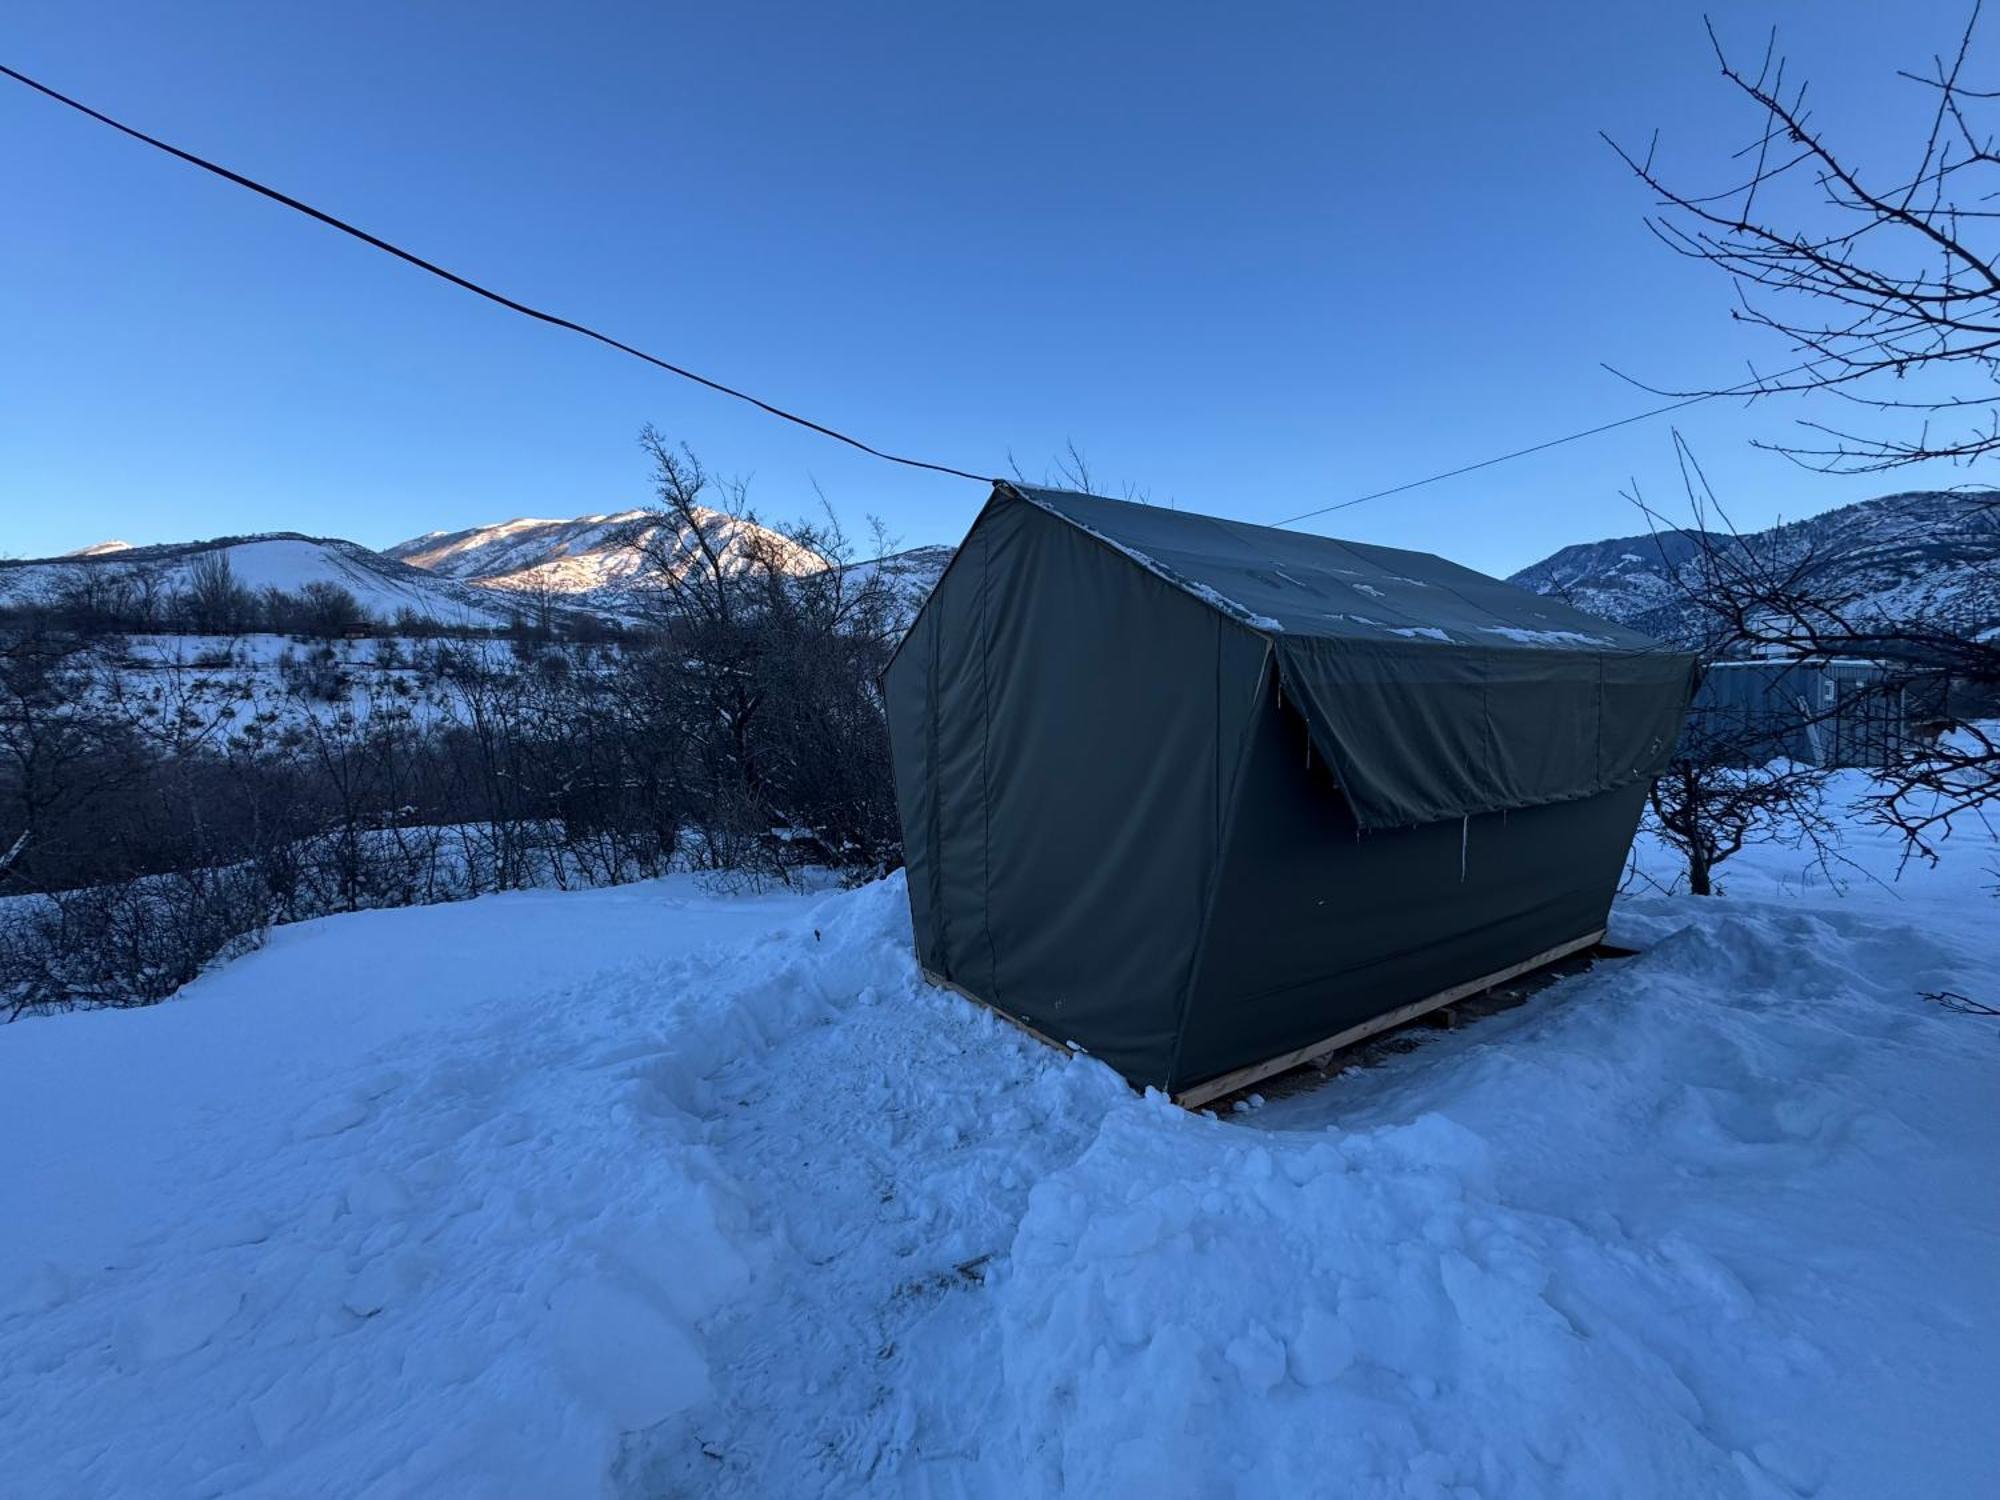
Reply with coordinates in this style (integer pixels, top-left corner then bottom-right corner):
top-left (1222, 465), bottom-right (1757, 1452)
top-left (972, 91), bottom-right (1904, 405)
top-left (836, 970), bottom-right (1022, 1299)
top-left (1508, 490), bottom-right (2000, 645)
top-left (386, 508), bottom-right (821, 609)
top-left (0, 533), bottom-right (532, 629)
top-left (386, 511), bottom-right (653, 583)
top-left (5, 513), bottom-right (955, 634)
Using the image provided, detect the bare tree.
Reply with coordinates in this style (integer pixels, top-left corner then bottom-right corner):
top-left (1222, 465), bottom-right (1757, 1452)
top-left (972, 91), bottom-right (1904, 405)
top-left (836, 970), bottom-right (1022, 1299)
top-left (180, 549), bottom-right (254, 634)
top-left (1611, 14), bottom-right (2000, 870)
top-left (1608, 8), bottom-right (2000, 473)
top-left (297, 581), bottom-right (367, 638)
top-left (1645, 747), bottom-right (1839, 896)
top-left (626, 428), bottom-right (903, 878)
top-left (511, 575), bottom-right (565, 642)
top-left (1007, 440), bottom-right (1153, 501)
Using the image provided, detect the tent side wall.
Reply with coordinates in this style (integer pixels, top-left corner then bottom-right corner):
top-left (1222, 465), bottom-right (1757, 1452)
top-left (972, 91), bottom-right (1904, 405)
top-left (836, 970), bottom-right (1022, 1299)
top-left (1173, 684), bottom-right (1648, 1094)
top-left (881, 488), bottom-right (1267, 1088)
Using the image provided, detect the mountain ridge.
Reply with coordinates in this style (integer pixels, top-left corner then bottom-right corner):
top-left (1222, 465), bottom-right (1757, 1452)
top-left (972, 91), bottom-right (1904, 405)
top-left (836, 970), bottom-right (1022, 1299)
top-left (3, 514), bottom-right (956, 630)
top-left (385, 506), bottom-right (829, 608)
top-left (22, 488), bottom-right (1988, 646)
top-left (0, 531), bottom-right (533, 628)
top-left (1506, 490), bottom-right (2000, 645)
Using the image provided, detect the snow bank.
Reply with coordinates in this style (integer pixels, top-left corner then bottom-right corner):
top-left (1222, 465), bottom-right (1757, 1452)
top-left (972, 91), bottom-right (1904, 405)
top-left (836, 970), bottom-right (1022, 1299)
top-left (991, 892), bottom-right (1997, 1497)
top-left (2, 808), bottom-right (1996, 1497)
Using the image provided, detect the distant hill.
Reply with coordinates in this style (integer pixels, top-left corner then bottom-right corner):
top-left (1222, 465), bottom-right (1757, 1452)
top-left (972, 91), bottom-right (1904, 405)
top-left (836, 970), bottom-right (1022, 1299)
top-left (387, 511), bottom-right (652, 588)
top-left (0, 533), bottom-right (532, 629)
top-left (387, 508), bottom-right (820, 610)
top-left (5, 512), bottom-right (956, 635)
top-left (22, 490), bottom-right (1993, 648)
top-left (839, 544), bottom-right (955, 626)
top-left (389, 509), bottom-right (952, 622)
top-left (1507, 491), bottom-right (2000, 646)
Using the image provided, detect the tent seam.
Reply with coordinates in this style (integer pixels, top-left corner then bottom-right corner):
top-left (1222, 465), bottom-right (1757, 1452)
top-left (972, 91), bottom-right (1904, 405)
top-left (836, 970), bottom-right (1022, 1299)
top-left (979, 519), bottom-right (1001, 1004)
top-left (1164, 636), bottom-right (1274, 1096)
top-left (925, 602), bottom-right (947, 974)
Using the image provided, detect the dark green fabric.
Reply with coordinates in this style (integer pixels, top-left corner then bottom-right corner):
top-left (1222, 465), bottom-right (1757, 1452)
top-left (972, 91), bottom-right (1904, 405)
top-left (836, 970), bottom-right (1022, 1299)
top-left (1012, 485), bottom-right (1695, 829)
top-left (883, 490), bottom-right (1258, 1086)
top-left (1271, 636), bottom-right (1692, 829)
top-left (881, 483), bottom-right (1693, 1096)
top-left (1176, 686), bottom-right (1648, 1092)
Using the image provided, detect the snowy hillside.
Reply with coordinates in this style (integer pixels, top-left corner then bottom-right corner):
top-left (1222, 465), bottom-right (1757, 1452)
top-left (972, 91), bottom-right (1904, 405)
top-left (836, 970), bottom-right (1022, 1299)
top-left (2, 786), bottom-right (1995, 1496)
top-left (386, 510), bottom-right (654, 584)
top-left (0, 534), bottom-right (534, 629)
top-left (1509, 490), bottom-right (2000, 645)
top-left (387, 507), bottom-right (822, 610)
top-left (840, 543), bottom-right (955, 625)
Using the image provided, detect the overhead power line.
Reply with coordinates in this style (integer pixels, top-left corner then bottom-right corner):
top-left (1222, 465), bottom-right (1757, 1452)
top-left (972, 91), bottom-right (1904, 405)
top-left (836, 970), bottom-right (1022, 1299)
top-left (4, 62), bottom-right (1834, 524)
top-left (0, 61), bottom-right (992, 485)
top-left (1270, 358), bottom-right (1829, 528)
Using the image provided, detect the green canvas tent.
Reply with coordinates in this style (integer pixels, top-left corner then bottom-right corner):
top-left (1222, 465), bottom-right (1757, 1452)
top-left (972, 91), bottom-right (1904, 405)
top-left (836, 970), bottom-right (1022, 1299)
top-left (881, 483), bottom-right (1696, 1105)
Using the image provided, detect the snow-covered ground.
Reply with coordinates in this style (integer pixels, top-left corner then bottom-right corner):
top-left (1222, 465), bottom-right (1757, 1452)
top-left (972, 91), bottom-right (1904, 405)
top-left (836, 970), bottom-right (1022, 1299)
top-left (2, 789), bottom-right (1995, 1497)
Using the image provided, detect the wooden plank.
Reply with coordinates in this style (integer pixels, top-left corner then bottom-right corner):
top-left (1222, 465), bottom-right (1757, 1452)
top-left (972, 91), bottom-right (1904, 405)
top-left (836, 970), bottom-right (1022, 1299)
top-left (1170, 928), bottom-right (1606, 1111)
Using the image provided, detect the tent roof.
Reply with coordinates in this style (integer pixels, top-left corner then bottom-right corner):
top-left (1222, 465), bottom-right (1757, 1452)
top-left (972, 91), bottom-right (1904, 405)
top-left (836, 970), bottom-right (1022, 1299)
top-left (1010, 484), bottom-right (1675, 656)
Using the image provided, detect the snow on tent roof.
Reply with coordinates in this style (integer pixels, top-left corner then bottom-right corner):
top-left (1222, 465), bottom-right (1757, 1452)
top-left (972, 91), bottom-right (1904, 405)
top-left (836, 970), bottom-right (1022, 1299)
top-left (1010, 485), bottom-right (1668, 652)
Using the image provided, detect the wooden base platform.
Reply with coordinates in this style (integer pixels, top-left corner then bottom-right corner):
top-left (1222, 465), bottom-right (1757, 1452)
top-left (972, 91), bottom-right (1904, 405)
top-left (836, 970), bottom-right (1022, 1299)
top-left (1171, 928), bottom-right (1606, 1110)
top-left (921, 927), bottom-right (1612, 1112)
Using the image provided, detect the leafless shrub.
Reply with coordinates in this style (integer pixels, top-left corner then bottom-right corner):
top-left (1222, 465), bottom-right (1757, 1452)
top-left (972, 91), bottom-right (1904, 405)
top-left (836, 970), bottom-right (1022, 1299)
top-left (626, 428), bottom-right (903, 881)
top-left (0, 865), bottom-right (272, 1019)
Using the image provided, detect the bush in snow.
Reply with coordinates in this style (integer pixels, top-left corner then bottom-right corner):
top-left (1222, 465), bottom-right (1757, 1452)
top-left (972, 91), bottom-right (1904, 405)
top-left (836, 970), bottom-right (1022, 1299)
top-left (0, 864), bottom-right (272, 1018)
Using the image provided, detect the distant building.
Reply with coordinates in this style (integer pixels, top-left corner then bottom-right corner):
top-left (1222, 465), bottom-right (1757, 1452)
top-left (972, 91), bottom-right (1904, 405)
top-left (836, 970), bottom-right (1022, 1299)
top-left (1686, 659), bottom-right (1932, 769)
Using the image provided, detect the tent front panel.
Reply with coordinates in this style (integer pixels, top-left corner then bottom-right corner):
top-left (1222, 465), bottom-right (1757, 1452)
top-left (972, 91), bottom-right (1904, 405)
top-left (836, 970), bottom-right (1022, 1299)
top-left (1174, 688), bottom-right (1647, 1094)
top-left (882, 490), bottom-right (1268, 1088)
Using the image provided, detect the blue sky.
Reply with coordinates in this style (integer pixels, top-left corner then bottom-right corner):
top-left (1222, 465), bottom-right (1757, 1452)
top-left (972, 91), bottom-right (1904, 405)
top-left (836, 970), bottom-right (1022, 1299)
top-left (1, 1), bottom-right (1984, 574)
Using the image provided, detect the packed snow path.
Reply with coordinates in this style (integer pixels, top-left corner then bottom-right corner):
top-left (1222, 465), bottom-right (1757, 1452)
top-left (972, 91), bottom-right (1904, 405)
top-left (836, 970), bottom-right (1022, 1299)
top-left (3, 833), bottom-right (1997, 1497)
